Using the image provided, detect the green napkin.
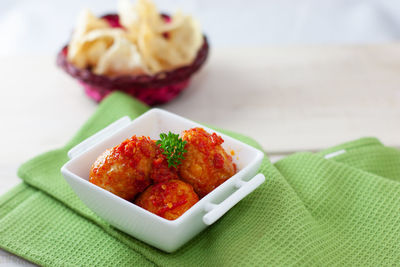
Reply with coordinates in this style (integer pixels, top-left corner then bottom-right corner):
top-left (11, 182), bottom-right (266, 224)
top-left (1, 92), bottom-right (400, 266)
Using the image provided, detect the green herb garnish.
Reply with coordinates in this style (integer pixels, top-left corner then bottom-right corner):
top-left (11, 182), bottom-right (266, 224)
top-left (156, 132), bottom-right (187, 169)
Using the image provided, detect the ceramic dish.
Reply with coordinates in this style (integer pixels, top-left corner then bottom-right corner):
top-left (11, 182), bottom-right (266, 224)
top-left (61, 109), bottom-right (265, 252)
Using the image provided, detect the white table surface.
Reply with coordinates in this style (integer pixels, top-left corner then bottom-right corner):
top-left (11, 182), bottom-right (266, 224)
top-left (1, 43), bottom-right (400, 265)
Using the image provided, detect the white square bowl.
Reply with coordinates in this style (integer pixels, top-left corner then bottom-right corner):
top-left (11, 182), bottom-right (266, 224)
top-left (61, 109), bottom-right (265, 252)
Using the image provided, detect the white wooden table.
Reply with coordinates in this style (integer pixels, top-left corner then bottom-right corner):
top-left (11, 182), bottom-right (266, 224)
top-left (1, 44), bottom-right (400, 265)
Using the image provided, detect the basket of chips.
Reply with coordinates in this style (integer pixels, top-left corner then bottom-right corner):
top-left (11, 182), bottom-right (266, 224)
top-left (57, 0), bottom-right (209, 106)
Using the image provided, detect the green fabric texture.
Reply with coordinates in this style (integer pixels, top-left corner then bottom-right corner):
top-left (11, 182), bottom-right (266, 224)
top-left (1, 92), bottom-right (400, 266)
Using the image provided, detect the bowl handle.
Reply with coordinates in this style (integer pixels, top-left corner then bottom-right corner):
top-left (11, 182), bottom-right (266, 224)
top-left (202, 173), bottom-right (265, 225)
top-left (67, 116), bottom-right (131, 159)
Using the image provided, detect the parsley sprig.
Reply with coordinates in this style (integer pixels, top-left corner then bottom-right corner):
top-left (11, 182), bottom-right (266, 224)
top-left (156, 132), bottom-right (187, 169)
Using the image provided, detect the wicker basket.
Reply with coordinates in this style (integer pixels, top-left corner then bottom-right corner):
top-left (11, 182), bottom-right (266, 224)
top-left (57, 14), bottom-right (209, 106)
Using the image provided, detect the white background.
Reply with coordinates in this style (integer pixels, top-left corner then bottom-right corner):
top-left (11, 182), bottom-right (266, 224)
top-left (1, 0), bottom-right (400, 57)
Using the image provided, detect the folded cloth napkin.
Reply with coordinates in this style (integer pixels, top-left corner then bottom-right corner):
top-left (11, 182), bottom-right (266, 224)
top-left (1, 92), bottom-right (400, 266)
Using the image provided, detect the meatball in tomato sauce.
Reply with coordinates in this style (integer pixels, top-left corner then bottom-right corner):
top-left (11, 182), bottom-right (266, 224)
top-left (89, 136), bottom-right (156, 201)
top-left (135, 179), bottom-right (199, 220)
top-left (179, 127), bottom-right (236, 198)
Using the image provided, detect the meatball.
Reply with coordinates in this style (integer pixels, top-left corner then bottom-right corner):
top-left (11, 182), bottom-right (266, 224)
top-left (179, 127), bottom-right (236, 198)
top-left (89, 136), bottom-right (156, 201)
top-left (149, 145), bottom-right (179, 184)
top-left (135, 179), bottom-right (199, 220)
